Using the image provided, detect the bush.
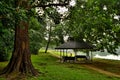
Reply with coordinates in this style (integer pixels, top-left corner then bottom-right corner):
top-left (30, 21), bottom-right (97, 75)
top-left (29, 17), bottom-right (45, 55)
top-left (0, 48), bottom-right (9, 61)
top-left (0, 22), bottom-right (14, 61)
top-left (29, 29), bottom-right (43, 55)
top-left (30, 40), bottom-right (41, 54)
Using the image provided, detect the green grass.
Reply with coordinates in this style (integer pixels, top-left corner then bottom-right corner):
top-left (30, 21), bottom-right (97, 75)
top-left (28, 51), bottom-right (120, 80)
top-left (0, 61), bottom-right (8, 80)
top-left (0, 51), bottom-right (120, 80)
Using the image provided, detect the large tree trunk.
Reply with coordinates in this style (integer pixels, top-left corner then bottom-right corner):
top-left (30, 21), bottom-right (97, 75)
top-left (2, 0), bottom-right (38, 77)
top-left (2, 21), bottom-right (38, 76)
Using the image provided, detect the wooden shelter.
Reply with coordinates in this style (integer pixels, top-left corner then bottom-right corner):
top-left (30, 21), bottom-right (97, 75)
top-left (55, 40), bottom-right (95, 62)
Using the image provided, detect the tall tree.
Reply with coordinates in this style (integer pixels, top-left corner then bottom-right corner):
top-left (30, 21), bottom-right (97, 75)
top-left (67, 0), bottom-right (120, 54)
top-left (1, 0), bottom-right (39, 76)
top-left (44, 8), bottom-right (62, 53)
top-left (0, 0), bottom-right (69, 77)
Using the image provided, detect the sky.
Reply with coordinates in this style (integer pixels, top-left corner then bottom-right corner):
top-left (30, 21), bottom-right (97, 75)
top-left (57, 0), bottom-right (76, 14)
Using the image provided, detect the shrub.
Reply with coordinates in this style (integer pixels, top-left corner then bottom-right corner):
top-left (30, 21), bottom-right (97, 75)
top-left (29, 17), bottom-right (45, 55)
top-left (0, 48), bottom-right (9, 61)
top-left (0, 22), bottom-right (14, 61)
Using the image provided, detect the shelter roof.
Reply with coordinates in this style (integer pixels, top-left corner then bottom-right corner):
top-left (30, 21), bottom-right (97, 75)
top-left (55, 41), bottom-right (95, 49)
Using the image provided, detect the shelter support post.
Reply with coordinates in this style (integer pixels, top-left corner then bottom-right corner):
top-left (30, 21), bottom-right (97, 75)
top-left (66, 49), bottom-right (67, 56)
top-left (90, 51), bottom-right (93, 61)
top-left (86, 51), bottom-right (90, 60)
top-left (74, 49), bottom-right (77, 62)
top-left (60, 50), bottom-right (62, 62)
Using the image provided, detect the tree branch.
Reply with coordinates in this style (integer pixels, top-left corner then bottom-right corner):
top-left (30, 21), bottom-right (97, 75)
top-left (0, 16), bottom-right (3, 19)
top-left (112, 35), bottom-right (120, 42)
top-left (34, 3), bottom-right (69, 8)
top-left (109, 32), bottom-right (120, 42)
top-left (32, 0), bottom-right (70, 8)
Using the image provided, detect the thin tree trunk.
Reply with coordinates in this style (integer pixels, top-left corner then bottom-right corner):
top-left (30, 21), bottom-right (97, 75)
top-left (45, 26), bottom-right (52, 53)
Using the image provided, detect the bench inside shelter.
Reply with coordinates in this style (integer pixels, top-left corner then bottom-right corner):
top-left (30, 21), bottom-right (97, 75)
top-left (62, 55), bottom-right (88, 62)
top-left (62, 56), bottom-right (75, 62)
top-left (75, 55), bottom-right (88, 60)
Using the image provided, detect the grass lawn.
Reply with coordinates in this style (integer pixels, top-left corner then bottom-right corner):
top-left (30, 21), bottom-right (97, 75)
top-left (49, 50), bottom-right (120, 75)
top-left (0, 51), bottom-right (120, 80)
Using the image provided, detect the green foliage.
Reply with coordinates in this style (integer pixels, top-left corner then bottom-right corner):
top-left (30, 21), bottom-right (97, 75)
top-left (0, 48), bottom-right (9, 61)
top-left (0, 0), bottom-right (46, 55)
top-left (48, 10), bottom-right (61, 24)
top-left (0, 1), bottom-right (14, 61)
top-left (0, 0), bottom-right (14, 15)
top-left (52, 23), bottom-right (67, 45)
top-left (0, 0), bottom-right (15, 28)
top-left (0, 21), bottom-right (14, 61)
top-left (66, 0), bottom-right (120, 55)
top-left (29, 17), bottom-right (45, 54)
top-left (0, 0), bottom-right (34, 27)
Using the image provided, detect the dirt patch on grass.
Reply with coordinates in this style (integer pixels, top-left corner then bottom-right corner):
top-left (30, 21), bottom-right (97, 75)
top-left (80, 59), bottom-right (120, 78)
top-left (89, 59), bottom-right (120, 75)
top-left (83, 64), bottom-right (120, 78)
